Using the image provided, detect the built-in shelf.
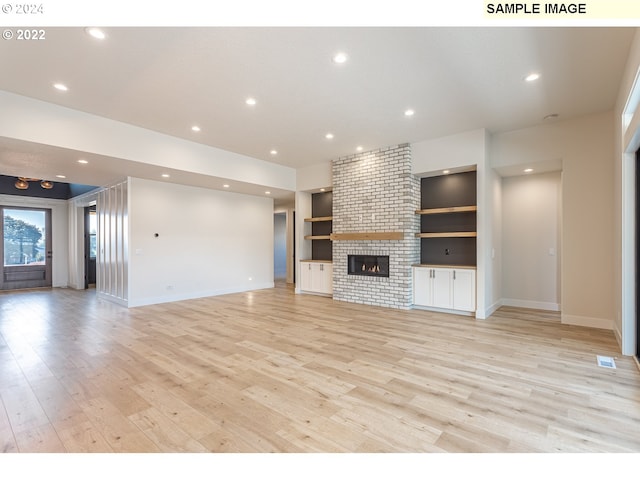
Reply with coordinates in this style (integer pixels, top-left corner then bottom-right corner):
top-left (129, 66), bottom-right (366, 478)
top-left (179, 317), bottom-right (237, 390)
top-left (331, 232), bottom-right (404, 241)
top-left (304, 235), bottom-right (332, 240)
top-left (415, 232), bottom-right (477, 238)
top-left (304, 216), bottom-right (333, 222)
top-left (415, 206), bottom-right (477, 215)
top-left (417, 171), bottom-right (477, 267)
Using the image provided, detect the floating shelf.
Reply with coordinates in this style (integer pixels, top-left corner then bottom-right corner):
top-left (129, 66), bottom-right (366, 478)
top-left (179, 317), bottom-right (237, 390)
top-left (304, 235), bottom-right (332, 240)
top-left (415, 206), bottom-right (477, 215)
top-left (415, 232), bottom-right (477, 238)
top-left (330, 232), bottom-right (404, 241)
top-left (304, 216), bottom-right (333, 222)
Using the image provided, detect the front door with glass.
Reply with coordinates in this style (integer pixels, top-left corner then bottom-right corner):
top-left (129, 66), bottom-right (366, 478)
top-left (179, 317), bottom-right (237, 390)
top-left (0, 207), bottom-right (52, 290)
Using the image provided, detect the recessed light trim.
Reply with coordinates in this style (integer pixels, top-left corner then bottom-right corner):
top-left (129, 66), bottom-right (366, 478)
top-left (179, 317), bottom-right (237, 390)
top-left (245, 97), bottom-right (257, 106)
top-left (85, 27), bottom-right (106, 40)
top-left (53, 83), bottom-right (68, 91)
top-left (332, 52), bottom-right (348, 64)
top-left (525, 73), bottom-right (540, 82)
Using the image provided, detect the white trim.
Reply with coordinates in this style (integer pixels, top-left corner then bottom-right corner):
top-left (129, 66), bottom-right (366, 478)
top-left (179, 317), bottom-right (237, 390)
top-left (482, 299), bottom-right (503, 319)
top-left (412, 305), bottom-right (475, 317)
top-left (501, 298), bottom-right (560, 312)
top-left (561, 314), bottom-right (613, 331)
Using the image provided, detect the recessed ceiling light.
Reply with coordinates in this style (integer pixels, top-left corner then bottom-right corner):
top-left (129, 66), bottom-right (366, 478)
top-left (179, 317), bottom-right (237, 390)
top-left (162, 174), bottom-right (170, 178)
top-left (320, 188), bottom-right (326, 192)
top-left (53, 83), bottom-right (68, 91)
top-left (265, 191), bottom-right (271, 195)
top-left (56, 175), bottom-right (66, 179)
top-left (404, 109), bottom-right (415, 117)
top-left (270, 150), bottom-right (278, 155)
top-left (245, 97), bottom-right (257, 106)
top-left (356, 146), bottom-right (363, 152)
top-left (223, 184), bottom-right (230, 188)
top-left (77, 159), bottom-right (89, 164)
top-left (85, 27), bottom-right (106, 40)
top-left (525, 73), bottom-right (540, 82)
top-left (325, 133), bottom-right (334, 140)
top-left (443, 170), bottom-right (450, 174)
top-left (524, 168), bottom-right (534, 173)
top-left (191, 125), bottom-right (201, 132)
top-left (332, 52), bottom-right (348, 64)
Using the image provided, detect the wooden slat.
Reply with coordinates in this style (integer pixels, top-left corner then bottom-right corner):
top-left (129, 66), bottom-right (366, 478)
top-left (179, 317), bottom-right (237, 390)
top-left (415, 206), bottom-right (477, 215)
top-left (304, 235), bottom-right (332, 240)
top-left (303, 216), bottom-right (333, 222)
top-left (415, 232), bottom-right (477, 238)
top-left (330, 232), bottom-right (404, 241)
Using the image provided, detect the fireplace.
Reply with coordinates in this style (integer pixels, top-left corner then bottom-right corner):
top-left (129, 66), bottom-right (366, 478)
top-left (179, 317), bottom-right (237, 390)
top-left (348, 255), bottom-right (390, 278)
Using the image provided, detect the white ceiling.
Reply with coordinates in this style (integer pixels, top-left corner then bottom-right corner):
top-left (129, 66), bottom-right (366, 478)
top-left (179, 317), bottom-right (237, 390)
top-left (0, 27), bottom-right (636, 199)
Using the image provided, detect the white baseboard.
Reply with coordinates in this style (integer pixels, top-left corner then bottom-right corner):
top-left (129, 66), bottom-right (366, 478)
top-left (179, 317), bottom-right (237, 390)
top-left (561, 314), bottom-right (613, 331)
top-left (127, 282), bottom-right (274, 308)
top-left (480, 299), bottom-right (503, 319)
top-left (502, 298), bottom-right (560, 312)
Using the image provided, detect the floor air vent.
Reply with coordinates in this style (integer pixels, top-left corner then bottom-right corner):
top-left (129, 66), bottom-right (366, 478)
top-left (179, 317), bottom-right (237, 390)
top-left (596, 355), bottom-right (616, 369)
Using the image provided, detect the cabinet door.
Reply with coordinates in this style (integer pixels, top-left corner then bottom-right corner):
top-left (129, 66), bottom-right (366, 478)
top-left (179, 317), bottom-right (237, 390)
top-left (413, 267), bottom-right (432, 306)
top-left (300, 262), bottom-right (313, 291)
top-left (431, 268), bottom-right (453, 309)
top-left (453, 269), bottom-right (476, 311)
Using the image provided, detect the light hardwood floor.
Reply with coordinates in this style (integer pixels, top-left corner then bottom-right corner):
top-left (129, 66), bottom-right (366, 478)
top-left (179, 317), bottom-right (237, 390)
top-left (0, 284), bottom-right (639, 453)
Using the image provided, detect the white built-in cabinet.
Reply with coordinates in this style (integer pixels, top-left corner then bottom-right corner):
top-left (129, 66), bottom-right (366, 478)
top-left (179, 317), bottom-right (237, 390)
top-left (413, 265), bottom-right (476, 313)
top-left (299, 261), bottom-right (333, 296)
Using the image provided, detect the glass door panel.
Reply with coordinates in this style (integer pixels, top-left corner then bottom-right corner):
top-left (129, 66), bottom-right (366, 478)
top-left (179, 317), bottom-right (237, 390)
top-left (1, 207), bottom-right (52, 290)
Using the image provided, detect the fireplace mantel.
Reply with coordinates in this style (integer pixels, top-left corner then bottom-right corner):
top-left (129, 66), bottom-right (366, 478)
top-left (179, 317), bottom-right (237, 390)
top-left (330, 232), bottom-right (404, 241)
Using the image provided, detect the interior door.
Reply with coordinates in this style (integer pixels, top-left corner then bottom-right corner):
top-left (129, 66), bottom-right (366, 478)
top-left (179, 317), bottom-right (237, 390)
top-left (0, 206), bottom-right (52, 290)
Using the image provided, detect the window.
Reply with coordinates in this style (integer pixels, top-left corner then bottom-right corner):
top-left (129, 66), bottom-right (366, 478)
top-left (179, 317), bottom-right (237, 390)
top-left (3, 208), bottom-right (46, 267)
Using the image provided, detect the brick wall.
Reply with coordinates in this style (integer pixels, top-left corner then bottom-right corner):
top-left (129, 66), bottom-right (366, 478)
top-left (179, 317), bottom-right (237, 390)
top-left (332, 144), bottom-right (420, 308)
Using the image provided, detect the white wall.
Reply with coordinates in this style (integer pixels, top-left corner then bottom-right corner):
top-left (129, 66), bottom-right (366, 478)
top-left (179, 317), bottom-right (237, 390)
top-left (127, 178), bottom-right (274, 307)
top-left (614, 28), bottom-right (640, 355)
top-left (502, 172), bottom-right (561, 311)
top-left (491, 111), bottom-right (615, 330)
top-left (0, 194), bottom-right (69, 288)
top-left (297, 161), bottom-right (332, 192)
top-left (412, 128), bottom-right (487, 175)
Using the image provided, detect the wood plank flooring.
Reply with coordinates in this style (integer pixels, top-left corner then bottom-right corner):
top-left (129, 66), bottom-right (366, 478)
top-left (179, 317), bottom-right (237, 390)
top-left (0, 284), bottom-right (639, 453)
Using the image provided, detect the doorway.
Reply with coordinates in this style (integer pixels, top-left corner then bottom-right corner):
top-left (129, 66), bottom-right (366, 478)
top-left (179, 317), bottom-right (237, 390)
top-left (0, 206), bottom-right (52, 290)
top-left (84, 205), bottom-right (97, 288)
top-left (274, 212), bottom-right (287, 282)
